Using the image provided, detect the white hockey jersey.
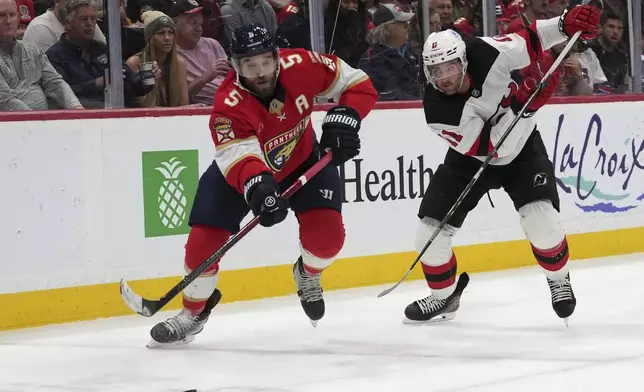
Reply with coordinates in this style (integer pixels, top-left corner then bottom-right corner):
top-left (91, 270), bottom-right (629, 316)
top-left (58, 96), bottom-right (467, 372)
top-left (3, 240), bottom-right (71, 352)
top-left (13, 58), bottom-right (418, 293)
top-left (424, 17), bottom-right (568, 165)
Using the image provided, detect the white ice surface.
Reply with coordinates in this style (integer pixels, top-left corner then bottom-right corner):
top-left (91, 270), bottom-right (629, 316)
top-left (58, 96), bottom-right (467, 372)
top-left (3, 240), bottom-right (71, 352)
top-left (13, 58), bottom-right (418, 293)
top-left (1, 253), bottom-right (644, 392)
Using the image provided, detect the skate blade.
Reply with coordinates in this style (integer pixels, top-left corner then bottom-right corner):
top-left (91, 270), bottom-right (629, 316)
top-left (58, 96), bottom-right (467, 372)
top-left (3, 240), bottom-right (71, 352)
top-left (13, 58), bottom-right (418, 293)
top-left (402, 312), bottom-right (456, 325)
top-left (146, 335), bottom-right (195, 349)
top-left (563, 317), bottom-right (569, 327)
top-left (310, 319), bottom-right (318, 328)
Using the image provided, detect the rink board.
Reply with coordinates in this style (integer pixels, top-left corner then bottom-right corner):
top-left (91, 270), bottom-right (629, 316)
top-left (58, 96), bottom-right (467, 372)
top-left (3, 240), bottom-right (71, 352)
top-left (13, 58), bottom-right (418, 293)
top-left (1, 97), bottom-right (644, 330)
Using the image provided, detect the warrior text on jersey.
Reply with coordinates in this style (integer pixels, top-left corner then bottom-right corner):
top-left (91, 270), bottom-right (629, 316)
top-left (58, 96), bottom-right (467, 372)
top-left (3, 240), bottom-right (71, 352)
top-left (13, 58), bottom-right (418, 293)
top-left (209, 48), bottom-right (378, 193)
top-left (424, 17), bottom-right (567, 165)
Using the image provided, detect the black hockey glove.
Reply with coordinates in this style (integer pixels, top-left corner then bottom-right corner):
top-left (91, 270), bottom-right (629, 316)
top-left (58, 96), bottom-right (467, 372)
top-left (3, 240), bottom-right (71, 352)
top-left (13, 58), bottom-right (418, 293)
top-left (320, 105), bottom-right (361, 166)
top-left (243, 173), bottom-right (289, 227)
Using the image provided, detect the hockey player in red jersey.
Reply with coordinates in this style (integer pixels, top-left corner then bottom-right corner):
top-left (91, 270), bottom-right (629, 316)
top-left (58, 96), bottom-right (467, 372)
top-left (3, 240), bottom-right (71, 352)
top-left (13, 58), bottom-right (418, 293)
top-left (148, 24), bottom-right (377, 347)
top-left (403, 5), bottom-right (600, 325)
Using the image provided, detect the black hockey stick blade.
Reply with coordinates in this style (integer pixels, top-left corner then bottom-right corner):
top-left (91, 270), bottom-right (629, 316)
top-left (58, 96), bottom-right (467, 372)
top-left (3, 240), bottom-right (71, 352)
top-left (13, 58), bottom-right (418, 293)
top-left (119, 150), bottom-right (333, 317)
top-left (377, 33), bottom-right (581, 299)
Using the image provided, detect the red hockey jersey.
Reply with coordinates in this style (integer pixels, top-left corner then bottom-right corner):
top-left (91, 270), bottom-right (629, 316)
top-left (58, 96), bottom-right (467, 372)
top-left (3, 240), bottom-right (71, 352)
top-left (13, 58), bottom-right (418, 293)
top-left (275, 2), bottom-right (301, 24)
top-left (209, 48), bottom-right (378, 194)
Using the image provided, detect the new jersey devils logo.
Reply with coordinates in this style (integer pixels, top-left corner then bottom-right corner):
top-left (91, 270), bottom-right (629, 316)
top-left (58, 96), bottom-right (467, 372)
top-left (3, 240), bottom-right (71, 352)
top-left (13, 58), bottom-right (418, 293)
top-left (500, 81), bottom-right (518, 109)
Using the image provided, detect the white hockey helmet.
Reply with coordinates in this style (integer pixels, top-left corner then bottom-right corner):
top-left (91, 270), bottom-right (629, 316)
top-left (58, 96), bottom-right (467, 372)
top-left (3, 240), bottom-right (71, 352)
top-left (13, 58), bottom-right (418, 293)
top-left (422, 29), bottom-right (468, 91)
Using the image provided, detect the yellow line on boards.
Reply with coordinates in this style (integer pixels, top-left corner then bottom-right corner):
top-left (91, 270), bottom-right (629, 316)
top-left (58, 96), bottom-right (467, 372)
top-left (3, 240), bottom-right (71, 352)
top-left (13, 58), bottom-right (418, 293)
top-left (1, 227), bottom-right (642, 331)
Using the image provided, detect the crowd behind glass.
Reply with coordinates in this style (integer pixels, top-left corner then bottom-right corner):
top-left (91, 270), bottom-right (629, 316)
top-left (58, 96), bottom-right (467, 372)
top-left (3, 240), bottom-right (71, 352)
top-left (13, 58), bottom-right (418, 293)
top-left (0, 0), bottom-right (640, 111)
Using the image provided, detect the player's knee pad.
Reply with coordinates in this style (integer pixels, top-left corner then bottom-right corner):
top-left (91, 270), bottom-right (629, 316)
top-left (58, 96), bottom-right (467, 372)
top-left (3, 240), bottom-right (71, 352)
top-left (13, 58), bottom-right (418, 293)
top-left (519, 200), bottom-right (569, 276)
top-left (415, 217), bottom-right (456, 266)
top-left (298, 208), bottom-right (345, 271)
top-left (519, 200), bottom-right (565, 250)
top-left (183, 225), bottom-right (228, 309)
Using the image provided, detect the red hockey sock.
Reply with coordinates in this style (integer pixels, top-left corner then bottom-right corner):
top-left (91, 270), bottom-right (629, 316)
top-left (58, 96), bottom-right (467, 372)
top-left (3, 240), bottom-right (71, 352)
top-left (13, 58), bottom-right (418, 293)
top-left (531, 236), bottom-right (569, 273)
top-left (421, 252), bottom-right (457, 291)
top-left (182, 225), bottom-right (230, 313)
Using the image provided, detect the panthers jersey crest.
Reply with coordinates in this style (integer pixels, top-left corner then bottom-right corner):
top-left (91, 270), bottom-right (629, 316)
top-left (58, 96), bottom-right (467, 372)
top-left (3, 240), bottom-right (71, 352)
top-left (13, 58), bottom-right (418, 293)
top-left (263, 116), bottom-right (310, 171)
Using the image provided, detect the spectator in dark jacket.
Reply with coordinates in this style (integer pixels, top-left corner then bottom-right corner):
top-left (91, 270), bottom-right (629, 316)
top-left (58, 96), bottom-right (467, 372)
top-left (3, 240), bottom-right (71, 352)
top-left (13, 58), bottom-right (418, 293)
top-left (358, 3), bottom-right (421, 101)
top-left (46, 0), bottom-right (157, 108)
top-left (269, 0), bottom-right (310, 49)
top-left (325, 0), bottom-right (369, 68)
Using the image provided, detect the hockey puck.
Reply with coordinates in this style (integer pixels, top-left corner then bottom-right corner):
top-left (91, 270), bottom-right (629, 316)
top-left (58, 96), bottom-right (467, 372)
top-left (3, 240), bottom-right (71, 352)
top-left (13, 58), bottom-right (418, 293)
top-left (183, 390), bottom-right (197, 392)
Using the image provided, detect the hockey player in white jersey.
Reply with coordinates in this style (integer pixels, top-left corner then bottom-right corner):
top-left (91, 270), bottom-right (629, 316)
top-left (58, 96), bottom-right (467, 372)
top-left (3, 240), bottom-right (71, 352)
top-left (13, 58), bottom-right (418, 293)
top-left (404, 5), bottom-right (601, 324)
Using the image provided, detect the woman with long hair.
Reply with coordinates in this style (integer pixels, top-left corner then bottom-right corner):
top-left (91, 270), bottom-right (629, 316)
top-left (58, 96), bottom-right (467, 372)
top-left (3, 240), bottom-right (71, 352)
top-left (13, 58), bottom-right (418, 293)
top-left (126, 10), bottom-right (189, 107)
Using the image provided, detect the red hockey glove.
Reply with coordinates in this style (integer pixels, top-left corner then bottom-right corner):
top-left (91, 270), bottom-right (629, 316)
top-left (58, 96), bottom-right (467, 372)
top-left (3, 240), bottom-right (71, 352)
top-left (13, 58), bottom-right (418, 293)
top-left (243, 173), bottom-right (289, 227)
top-left (559, 5), bottom-right (600, 40)
top-left (512, 72), bottom-right (560, 115)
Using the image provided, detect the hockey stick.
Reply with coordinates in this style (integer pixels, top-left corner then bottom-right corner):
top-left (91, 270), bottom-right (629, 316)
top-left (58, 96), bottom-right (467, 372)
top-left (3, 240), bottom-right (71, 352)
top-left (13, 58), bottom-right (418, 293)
top-left (377, 31), bottom-right (582, 298)
top-left (120, 149), bottom-right (334, 317)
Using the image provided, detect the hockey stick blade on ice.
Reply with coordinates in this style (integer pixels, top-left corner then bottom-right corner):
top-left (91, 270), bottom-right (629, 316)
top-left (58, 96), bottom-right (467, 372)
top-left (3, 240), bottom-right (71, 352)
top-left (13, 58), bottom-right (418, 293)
top-left (120, 149), bottom-right (334, 317)
top-left (377, 31), bottom-right (582, 298)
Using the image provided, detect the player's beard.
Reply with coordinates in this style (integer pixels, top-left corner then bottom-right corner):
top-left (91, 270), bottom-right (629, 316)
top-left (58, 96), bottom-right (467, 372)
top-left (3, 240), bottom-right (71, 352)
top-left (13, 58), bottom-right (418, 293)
top-left (245, 74), bottom-right (277, 99)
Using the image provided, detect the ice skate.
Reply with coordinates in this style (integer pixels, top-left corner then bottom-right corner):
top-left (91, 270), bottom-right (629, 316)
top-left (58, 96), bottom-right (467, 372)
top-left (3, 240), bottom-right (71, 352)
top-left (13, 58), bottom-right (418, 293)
top-left (403, 272), bottom-right (469, 324)
top-left (293, 257), bottom-right (324, 327)
top-left (547, 273), bottom-right (576, 325)
top-left (147, 289), bottom-right (222, 348)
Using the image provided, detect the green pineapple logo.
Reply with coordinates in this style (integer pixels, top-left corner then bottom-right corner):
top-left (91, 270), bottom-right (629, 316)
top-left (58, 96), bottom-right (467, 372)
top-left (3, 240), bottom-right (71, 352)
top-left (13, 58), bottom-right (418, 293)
top-left (142, 150), bottom-right (199, 237)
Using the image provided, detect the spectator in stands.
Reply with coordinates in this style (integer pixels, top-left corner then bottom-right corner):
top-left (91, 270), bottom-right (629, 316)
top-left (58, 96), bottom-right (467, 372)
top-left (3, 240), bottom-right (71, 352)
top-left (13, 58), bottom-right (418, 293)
top-left (96, 1), bottom-right (146, 61)
top-left (428, 7), bottom-right (442, 33)
top-left (547, 0), bottom-right (568, 18)
top-left (429, 0), bottom-right (453, 29)
top-left (268, 0), bottom-right (299, 23)
top-left (33, 0), bottom-right (48, 16)
top-left (589, 10), bottom-right (629, 93)
top-left (600, 0), bottom-right (628, 44)
top-left (268, 0), bottom-right (309, 49)
top-left (15, 0), bottom-right (35, 38)
top-left (46, 0), bottom-right (156, 108)
top-left (126, 0), bottom-right (173, 23)
top-left (549, 40), bottom-right (609, 96)
top-left (23, 0), bottom-right (105, 52)
top-left (358, 3), bottom-right (420, 101)
top-left (505, 0), bottom-right (548, 33)
top-left (377, 0), bottom-right (423, 53)
top-left (452, 0), bottom-right (482, 39)
top-left (126, 10), bottom-right (190, 107)
top-left (220, 0), bottom-right (277, 46)
top-left (324, 0), bottom-right (369, 67)
top-left (170, 0), bottom-right (229, 106)
top-left (199, 0), bottom-right (227, 46)
top-left (0, 0), bottom-right (82, 110)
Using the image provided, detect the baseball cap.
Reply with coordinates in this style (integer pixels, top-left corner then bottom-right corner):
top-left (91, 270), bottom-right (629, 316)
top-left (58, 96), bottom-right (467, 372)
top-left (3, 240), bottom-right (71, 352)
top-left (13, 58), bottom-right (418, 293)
top-left (168, 0), bottom-right (203, 18)
top-left (372, 3), bottom-right (415, 26)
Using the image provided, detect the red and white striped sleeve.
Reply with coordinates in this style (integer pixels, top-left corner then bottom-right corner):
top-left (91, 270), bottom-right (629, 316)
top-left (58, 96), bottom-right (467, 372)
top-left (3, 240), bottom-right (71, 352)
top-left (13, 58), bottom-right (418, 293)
top-left (297, 49), bottom-right (378, 119)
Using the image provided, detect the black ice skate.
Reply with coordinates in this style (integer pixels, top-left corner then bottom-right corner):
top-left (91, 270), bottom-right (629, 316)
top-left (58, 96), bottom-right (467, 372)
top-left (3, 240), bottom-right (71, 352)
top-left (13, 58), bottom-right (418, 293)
top-left (147, 289), bottom-right (222, 348)
top-left (293, 257), bottom-right (324, 327)
top-left (547, 273), bottom-right (576, 326)
top-left (403, 272), bottom-right (470, 324)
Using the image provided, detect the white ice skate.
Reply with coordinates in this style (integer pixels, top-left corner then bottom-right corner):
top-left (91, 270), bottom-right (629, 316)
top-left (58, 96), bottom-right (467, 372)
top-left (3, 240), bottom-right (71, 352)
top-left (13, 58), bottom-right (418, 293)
top-left (147, 289), bottom-right (222, 348)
